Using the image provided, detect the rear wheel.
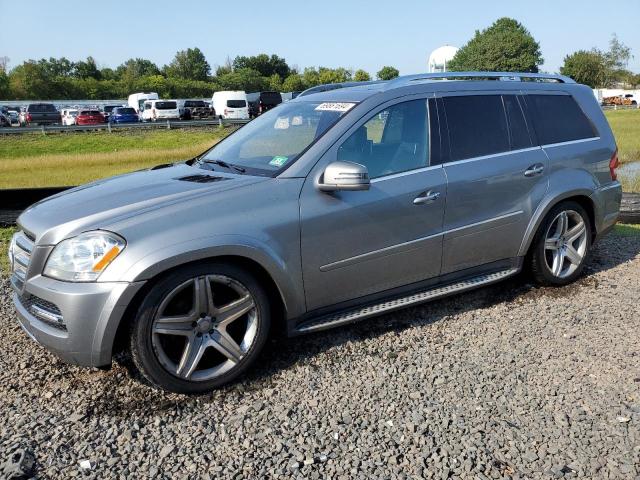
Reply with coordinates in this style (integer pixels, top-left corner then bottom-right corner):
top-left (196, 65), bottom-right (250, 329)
top-left (529, 201), bottom-right (591, 286)
top-left (129, 263), bottom-right (270, 393)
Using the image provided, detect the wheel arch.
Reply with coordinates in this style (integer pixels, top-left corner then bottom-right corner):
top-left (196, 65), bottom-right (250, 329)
top-left (519, 191), bottom-right (597, 257)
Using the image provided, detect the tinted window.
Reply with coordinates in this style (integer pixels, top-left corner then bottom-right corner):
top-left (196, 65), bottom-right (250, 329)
top-left (503, 95), bottom-right (532, 150)
top-left (260, 92), bottom-right (282, 105)
top-left (116, 107), bottom-right (136, 114)
top-left (337, 99), bottom-right (428, 179)
top-left (184, 101), bottom-right (206, 107)
top-left (155, 101), bottom-right (177, 109)
top-left (29, 104), bottom-right (57, 113)
top-left (444, 95), bottom-right (509, 161)
top-left (526, 94), bottom-right (597, 145)
top-left (227, 100), bottom-right (246, 108)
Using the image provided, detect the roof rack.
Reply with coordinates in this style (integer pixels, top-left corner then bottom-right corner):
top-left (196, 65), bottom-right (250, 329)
top-left (385, 72), bottom-right (575, 88)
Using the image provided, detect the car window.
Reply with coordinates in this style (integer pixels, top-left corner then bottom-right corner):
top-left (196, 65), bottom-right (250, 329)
top-left (145, 103), bottom-right (151, 110)
top-left (525, 94), bottom-right (597, 145)
top-left (227, 100), bottom-right (247, 108)
top-left (337, 99), bottom-right (429, 179)
top-left (443, 95), bottom-right (509, 161)
top-left (503, 95), bottom-right (533, 150)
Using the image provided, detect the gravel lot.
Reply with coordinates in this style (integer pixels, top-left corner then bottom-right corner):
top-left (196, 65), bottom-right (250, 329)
top-left (1, 230), bottom-right (639, 479)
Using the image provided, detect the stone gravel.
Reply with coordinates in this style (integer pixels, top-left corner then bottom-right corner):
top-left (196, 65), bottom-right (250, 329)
top-left (0, 232), bottom-right (639, 479)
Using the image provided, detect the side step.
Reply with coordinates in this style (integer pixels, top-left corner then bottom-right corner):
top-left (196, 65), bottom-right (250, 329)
top-left (295, 268), bottom-right (519, 334)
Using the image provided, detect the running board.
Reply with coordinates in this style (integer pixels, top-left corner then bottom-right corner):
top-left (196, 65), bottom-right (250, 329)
top-left (295, 268), bottom-right (519, 334)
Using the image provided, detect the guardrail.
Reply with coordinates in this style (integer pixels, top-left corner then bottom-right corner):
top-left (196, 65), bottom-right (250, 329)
top-left (0, 118), bottom-right (250, 135)
top-left (601, 104), bottom-right (640, 111)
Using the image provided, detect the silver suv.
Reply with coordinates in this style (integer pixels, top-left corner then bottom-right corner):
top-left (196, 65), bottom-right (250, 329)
top-left (9, 72), bottom-right (622, 393)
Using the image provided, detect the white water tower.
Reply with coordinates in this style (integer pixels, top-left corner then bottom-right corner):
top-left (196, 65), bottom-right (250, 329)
top-left (428, 45), bottom-right (459, 73)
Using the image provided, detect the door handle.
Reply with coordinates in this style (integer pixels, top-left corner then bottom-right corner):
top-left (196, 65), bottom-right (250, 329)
top-left (524, 164), bottom-right (544, 177)
top-left (413, 191), bottom-right (441, 205)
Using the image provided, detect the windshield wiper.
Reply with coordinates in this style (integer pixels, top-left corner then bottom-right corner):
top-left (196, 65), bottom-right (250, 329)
top-left (201, 159), bottom-right (246, 173)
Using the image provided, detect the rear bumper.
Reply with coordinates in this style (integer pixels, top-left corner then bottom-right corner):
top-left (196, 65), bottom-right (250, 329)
top-left (591, 181), bottom-right (622, 241)
top-left (11, 274), bottom-right (145, 367)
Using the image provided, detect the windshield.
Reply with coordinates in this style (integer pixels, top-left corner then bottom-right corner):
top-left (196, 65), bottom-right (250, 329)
top-left (156, 101), bottom-right (177, 110)
top-left (199, 101), bottom-right (355, 175)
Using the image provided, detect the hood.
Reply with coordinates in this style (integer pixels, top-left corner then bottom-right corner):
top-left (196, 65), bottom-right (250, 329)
top-left (18, 163), bottom-right (269, 245)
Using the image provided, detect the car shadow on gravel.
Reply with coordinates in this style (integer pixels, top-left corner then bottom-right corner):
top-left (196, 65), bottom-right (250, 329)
top-left (240, 233), bottom-right (640, 388)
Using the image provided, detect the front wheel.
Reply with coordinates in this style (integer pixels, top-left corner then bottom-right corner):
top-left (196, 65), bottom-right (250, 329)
top-left (129, 263), bottom-right (271, 393)
top-left (529, 201), bottom-right (591, 286)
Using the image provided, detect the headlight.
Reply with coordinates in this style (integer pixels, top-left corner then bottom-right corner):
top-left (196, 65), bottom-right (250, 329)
top-left (44, 231), bottom-right (126, 282)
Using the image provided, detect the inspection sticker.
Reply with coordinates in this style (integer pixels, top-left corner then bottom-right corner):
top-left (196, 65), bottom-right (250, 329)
top-left (269, 156), bottom-right (289, 167)
top-left (315, 102), bottom-right (356, 112)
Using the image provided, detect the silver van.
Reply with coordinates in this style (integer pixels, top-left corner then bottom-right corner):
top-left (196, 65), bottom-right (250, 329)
top-left (8, 72), bottom-right (622, 393)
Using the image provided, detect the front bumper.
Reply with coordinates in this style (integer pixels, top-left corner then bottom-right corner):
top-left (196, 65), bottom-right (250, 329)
top-left (11, 274), bottom-right (145, 367)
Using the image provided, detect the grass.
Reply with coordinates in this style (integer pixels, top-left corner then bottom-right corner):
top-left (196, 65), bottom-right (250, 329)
top-left (0, 223), bottom-right (637, 277)
top-left (0, 127), bottom-right (232, 188)
top-left (604, 109), bottom-right (640, 165)
top-left (0, 226), bottom-right (17, 276)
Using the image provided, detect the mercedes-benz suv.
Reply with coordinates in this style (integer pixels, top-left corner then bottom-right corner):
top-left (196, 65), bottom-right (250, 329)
top-left (8, 72), bottom-right (622, 394)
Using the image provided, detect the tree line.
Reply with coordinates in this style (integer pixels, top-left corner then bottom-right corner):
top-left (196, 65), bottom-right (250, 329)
top-left (0, 49), bottom-right (400, 100)
top-left (0, 18), bottom-right (637, 100)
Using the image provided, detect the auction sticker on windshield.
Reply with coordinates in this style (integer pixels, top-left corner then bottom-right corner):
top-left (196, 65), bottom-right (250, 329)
top-left (315, 102), bottom-right (356, 112)
top-left (269, 156), bottom-right (289, 167)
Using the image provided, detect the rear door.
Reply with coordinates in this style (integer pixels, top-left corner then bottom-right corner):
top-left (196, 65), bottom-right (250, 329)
top-left (436, 92), bottom-right (548, 274)
top-left (299, 97), bottom-right (447, 311)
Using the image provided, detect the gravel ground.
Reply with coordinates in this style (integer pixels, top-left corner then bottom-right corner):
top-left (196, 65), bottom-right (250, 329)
top-left (0, 231), bottom-right (639, 479)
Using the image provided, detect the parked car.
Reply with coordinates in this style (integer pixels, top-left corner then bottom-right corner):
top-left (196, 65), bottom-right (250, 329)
top-left (7, 110), bottom-right (19, 126)
top-left (9, 72), bottom-right (622, 394)
top-left (128, 92), bottom-right (159, 115)
top-left (76, 110), bottom-right (105, 125)
top-left (141, 100), bottom-right (180, 122)
top-left (101, 105), bottom-right (122, 122)
top-left (61, 109), bottom-right (79, 126)
top-left (0, 112), bottom-right (9, 127)
top-left (178, 100), bottom-right (214, 120)
top-left (109, 107), bottom-right (139, 124)
top-left (19, 103), bottom-right (60, 126)
top-left (212, 91), bottom-right (249, 119)
top-left (247, 91), bottom-right (282, 117)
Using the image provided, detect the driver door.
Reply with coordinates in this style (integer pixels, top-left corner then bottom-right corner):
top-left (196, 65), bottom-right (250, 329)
top-left (299, 97), bottom-right (446, 312)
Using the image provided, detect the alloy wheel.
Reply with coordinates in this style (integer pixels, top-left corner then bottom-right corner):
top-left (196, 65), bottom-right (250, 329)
top-left (151, 275), bottom-right (258, 381)
top-left (543, 210), bottom-right (588, 279)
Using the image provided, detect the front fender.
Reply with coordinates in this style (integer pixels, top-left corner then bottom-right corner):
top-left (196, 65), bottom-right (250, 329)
top-left (117, 234), bottom-right (306, 319)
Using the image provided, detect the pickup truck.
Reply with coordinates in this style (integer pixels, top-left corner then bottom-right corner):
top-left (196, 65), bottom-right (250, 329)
top-left (19, 103), bottom-right (61, 126)
top-left (180, 100), bottom-right (214, 120)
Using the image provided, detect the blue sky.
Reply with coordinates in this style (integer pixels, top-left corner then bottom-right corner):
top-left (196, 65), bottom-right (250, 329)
top-left (1, 0), bottom-right (638, 75)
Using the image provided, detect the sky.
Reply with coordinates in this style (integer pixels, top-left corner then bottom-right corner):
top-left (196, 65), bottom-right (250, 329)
top-left (1, 0), bottom-right (638, 76)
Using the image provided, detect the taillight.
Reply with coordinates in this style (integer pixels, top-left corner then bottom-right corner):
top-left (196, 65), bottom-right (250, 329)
top-left (26, 113), bottom-right (32, 122)
top-left (609, 148), bottom-right (619, 181)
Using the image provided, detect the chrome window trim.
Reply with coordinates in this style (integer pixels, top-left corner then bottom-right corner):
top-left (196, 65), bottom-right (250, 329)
top-left (541, 137), bottom-right (600, 149)
top-left (370, 164), bottom-right (443, 183)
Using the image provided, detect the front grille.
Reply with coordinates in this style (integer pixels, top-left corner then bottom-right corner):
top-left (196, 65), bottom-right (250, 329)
top-left (10, 231), bottom-right (34, 291)
top-left (18, 293), bottom-right (66, 331)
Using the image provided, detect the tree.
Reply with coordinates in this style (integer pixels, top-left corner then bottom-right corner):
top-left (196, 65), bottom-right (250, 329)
top-left (217, 68), bottom-right (268, 92)
top-left (447, 18), bottom-right (543, 72)
top-left (377, 66), bottom-right (399, 80)
top-left (282, 73), bottom-right (305, 92)
top-left (354, 69), bottom-right (371, 82)
top-left (318, 67), bottom-right (352, 84)
top-left (165, 48), bottom-right (210, 81)
top-left (232, 54), bottom-right (290, 78)
top-left (74, 56), bottom-right (101, 80)
top-left (560, 50), bottom-right (607, 88)
top-left (116, 58), bottom-right (160, 79)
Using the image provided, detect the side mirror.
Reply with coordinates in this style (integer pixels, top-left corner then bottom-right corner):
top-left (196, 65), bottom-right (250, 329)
top-left (317, 161), bottom-right (370, 192)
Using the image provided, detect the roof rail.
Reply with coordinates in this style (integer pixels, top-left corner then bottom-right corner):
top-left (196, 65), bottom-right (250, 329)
top-left (385, 71), bottom-right (575, 88)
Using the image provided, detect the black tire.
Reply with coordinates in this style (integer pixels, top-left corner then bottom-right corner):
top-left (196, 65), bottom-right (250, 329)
top-left (529, 200), bottom-right (592, 286)
top-left (129, 262), bottom-right (271, 394)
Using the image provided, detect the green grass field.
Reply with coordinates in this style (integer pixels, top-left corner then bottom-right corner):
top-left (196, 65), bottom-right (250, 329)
top-left (0, 127), bottom-right (232, 188)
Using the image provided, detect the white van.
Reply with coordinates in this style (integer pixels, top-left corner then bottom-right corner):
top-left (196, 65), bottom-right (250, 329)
top-left (212, 91), bottom-right (249, 119)
top-left (128, 92), bottom-right (159, 114)
top-left (140, 100), bottom-right (180, 122)
top-left (61, 108), bottom-right (79, 126)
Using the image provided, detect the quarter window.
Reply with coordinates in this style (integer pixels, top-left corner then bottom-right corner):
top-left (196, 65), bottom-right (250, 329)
top-left (337, 99), bottom-right (429, 179)
top-left (526, 94), bottom-right (597, 145)
top-left (443, 95), bottom-right (510, 161)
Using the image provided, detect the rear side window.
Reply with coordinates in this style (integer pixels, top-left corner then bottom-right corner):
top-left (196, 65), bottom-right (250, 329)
top-left (526, 94), bottom-right (597, 145)
top-left (443, 95), bottom-right (509, 161)
top-left (503, 95), bottom-right (532, 150)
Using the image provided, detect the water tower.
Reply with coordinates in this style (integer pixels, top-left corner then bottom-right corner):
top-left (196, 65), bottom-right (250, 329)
top-left (428, 45), bottom-right (459, 73)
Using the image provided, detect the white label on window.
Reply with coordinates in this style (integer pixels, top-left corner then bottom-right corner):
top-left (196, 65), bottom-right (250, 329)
top-left (315, 102), bottom-right (356, 112)
top-left (274, 117), bottom-right (290, 129)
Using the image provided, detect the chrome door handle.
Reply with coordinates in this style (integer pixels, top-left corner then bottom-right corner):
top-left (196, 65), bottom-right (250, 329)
top-left (413, 191), bottom-right (441, 205)
top-left (524, 164), bottom-right (544, 177)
